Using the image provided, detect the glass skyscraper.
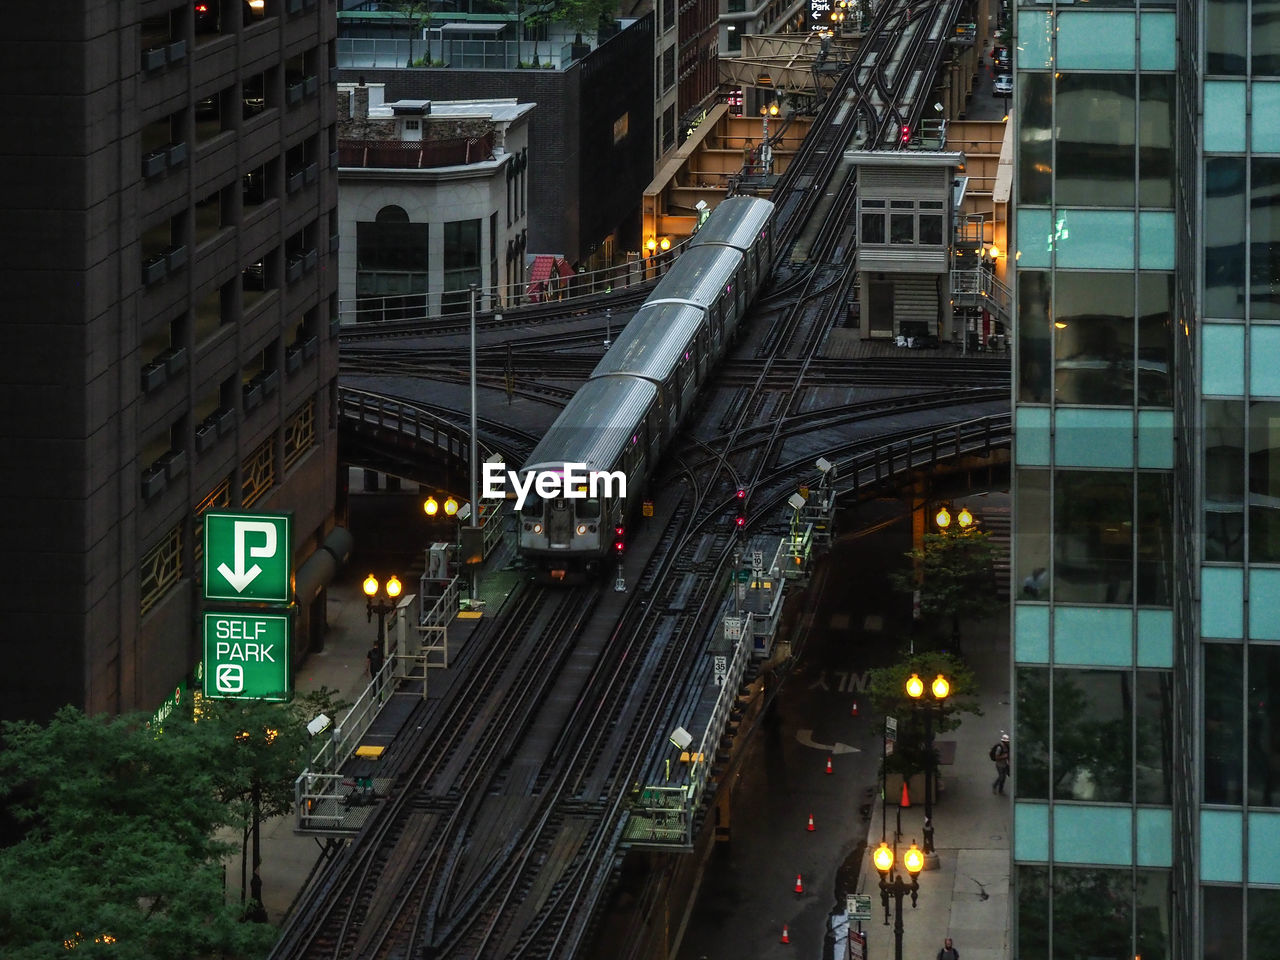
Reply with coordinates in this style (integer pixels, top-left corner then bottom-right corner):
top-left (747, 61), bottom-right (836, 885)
top-left (1011, 0), bottom-right (1280, 954)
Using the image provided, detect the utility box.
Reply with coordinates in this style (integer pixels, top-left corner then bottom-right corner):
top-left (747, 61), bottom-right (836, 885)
top-left (427, 542), bottom-right (451, 579)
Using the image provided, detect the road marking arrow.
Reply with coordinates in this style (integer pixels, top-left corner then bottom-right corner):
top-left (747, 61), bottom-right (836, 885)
top-left (797, 729), bottom-right (861, 754)
top-left (216, 520), bottom-right (276, 592)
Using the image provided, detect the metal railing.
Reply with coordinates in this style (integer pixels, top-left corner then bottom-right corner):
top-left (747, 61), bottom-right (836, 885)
top-left (337, 239), bottom-right (695, 328)
top-left (840, 415), bottom-right (1012, 496)
top-left (336, 37), bottom-right (575, 70)
top-left (338, 387), bottom-right (500, 464)
top-left (951, 266), bottom-right (1012, 324)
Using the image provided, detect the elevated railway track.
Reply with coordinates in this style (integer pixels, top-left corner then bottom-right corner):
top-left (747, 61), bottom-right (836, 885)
top-left (278, 0), bottom-right (1005, 956)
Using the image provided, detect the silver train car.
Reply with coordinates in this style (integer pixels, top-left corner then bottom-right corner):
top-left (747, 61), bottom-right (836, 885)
top-left (518, 196), bottom-right (776, 581)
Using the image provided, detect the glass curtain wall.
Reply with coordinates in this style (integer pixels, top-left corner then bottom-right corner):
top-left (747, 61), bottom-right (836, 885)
top-left (1011, 2), bottom-right (1181, 956)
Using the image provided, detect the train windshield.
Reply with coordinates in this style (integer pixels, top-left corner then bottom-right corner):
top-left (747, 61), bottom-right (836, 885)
top-left (520, 494), bottom-right (543, 516)
top-left (575, 497), bottom-right (601, 518)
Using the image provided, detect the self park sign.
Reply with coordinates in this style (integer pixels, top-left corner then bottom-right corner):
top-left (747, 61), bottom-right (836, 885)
top-left (202, 612), bottom-right (291, 702)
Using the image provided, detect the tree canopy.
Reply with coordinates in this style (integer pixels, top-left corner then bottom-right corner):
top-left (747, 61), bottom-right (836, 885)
top-left (0, 708), bottom-right (275, 959)
top-left (890, 527), bottom-right (1000, 643)
top-left (866, 650), bottom-right (982, 778)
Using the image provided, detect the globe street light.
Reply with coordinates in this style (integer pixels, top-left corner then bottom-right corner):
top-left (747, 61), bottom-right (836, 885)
top-left (873, 839), bottom-right (925, 960)
top-left (906, 672), bottom-right (951, 867)
top-left (362, 573), bottom-right (402, 651)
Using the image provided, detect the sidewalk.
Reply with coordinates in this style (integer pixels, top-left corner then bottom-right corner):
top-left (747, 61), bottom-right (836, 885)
top-left (221, 567), bottom-right (379, 924)
top-left (853, 612), bottom-right (1012, 960)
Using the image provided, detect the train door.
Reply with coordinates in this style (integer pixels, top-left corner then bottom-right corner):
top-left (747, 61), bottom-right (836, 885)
top-left (545, 496), bottom-right (574, 545)
top-left (708, 302), bottom-right (723, 357)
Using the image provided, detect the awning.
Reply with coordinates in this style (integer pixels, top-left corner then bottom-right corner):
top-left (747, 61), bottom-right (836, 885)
top-left (294, 526), bottom-right (353, 604)
top-left (525, 255), bottom-right (576, 301)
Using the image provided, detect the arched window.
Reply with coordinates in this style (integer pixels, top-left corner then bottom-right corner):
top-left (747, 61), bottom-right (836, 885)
top-left (375, 204), bottom-right (409, 223)
top-left (356, 206), bottom-right (427, 322)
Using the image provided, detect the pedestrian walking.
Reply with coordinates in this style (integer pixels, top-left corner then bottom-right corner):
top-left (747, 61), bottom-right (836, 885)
top-left (367, 642), bottom-right (385, 696)
top-left (990, 733), bottom-right (1010, 794)
top-left (937, 936), bottom-right (959, 960)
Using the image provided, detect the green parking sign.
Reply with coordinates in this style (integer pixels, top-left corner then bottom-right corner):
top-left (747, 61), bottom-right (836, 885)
top-left (202, 612), bottom-right (291, 701)
top-left (203, 512), bottom-right (292, 603)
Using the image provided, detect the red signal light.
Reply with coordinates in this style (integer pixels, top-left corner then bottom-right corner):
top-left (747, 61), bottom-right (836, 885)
top-left (735, 516), bottom-right (746, 528)
top-left (900, 125), bottom-right (911, 144)
top-left (615, 541), bottom-right (625, 553)
top-left (195, 2), bottom-right (209, 10)
top-left (736, 488), bottom-right (746, 499)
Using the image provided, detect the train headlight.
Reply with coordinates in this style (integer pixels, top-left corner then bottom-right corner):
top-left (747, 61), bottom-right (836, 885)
top-left (533, 523), bottom-right (543, 534)
top-left (577, 524), bottom-right (588, 535)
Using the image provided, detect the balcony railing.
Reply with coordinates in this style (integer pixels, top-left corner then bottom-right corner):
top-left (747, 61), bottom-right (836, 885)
top-left (338, 134), bottom-right (495, 170)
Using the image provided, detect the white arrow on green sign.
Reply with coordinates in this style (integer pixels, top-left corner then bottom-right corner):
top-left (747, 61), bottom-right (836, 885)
top-left (203, 511), bottom-right (292, 603)
top-left (202, 612), bottom-right (291, 701)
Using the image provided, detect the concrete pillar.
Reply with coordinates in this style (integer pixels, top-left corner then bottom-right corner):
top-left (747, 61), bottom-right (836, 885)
top-left (353, 85), bottom-right (369, 120)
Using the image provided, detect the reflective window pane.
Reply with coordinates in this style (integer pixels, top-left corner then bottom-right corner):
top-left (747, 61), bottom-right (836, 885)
top-left (1248, 888), bottom-right (1280, 954)
top-left (1054, 272), bottom-right (1135, 406)
top-left (1204, 643), bottom-right (1244, 804)
top-left (1016, 666), bottom-right (1050, 799)
top-left (1204, 886), bottom-right (1243, 960)
top-left (1019, 73), bottom-right (1053, 206)
top-left (1052, 866), bottom-right (1132, 960)
top-left (1020, 270), bottom-right (1052, 403)
top-left (1250, 158), bottom-right (1280, 320)
top-left (1248, 645), bottom-right (1280, 807)
top-left (1055, 470), bottom-right (1133, 604)
top-left (1205, 399), bottom-right (1245, 561)
top-left (1016, 468), bottom-right (1051, 598)
top-left (1250, 400), bottom-right (1280, 563)
top-left (1056, 74), bottom-right (1135, 208)
top-left (1204, 158), bottom-right (1247, 319)
top-left (1017, 865), bottom-right (1050, 957)
top-left (1135, 670), bottom-right (1173, 803)
top-left (1053, 669), bottom-right (1133, 803)
top-left (1137, 273), bottom-right (1173, 406)
top-left (1254, 0), bottom-right (1280, 74)
top-left (1136, 473), bottom-right (1173, 605)
top-left (355, 217), bottom-right (428, 271)
top-left (1206, 0), bottom-right (1247, 74)
top-left (1138, 74), bottom-right (1174, 207)
top-left (1135, 870), bottom-right (1171, 960)
top-left (861, 213), bottom-right (885, 243)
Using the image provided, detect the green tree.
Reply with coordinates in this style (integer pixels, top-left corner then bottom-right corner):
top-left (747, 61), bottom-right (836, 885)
top-left (398, 1), bottom-right (433, 66)
top-left (555, 0), bottom-right (615, 43)
top-left (195, 687), bottom-right (347, 918)
top-left (866, 650), bottom-right (981, 780)
top-left (0, 707), bottom-right (274, 959)
top-left (890, 527), bottom-right (1000, 645)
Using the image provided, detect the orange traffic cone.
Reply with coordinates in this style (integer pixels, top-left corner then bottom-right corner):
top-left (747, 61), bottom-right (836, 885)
top-left (795, 873), bottom-right (804, 894)
top-left (851, 700), bottom-right (859, 717)
top-left (807, 813), bottom-right (815, 832)
top-left (901, 781), bottom-right (911, 808)
top-left (780, 924), bottom-right (790, 944)
top-left (825, 756), bottom-right (833, 775)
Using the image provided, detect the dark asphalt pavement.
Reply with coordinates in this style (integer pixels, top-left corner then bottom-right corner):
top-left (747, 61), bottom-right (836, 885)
top-left (675, 498), bottom-right (916, 960)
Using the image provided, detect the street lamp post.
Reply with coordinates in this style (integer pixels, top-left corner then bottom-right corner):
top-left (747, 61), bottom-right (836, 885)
top-left (906, 672), bottom-right (951, 867)
top-left (362, 573), bottom-right (403, 673)
top-left (873, 839), bottom-right (925, 960)
top-left (646, 236), bottom-right (657, 280)
top-left (468, 282), bottom-right (479, 548)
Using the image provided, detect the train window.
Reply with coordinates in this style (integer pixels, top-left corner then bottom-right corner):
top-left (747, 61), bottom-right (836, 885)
top-left (520, 494), bottom-right (543, 514)
top-left (576, 498), bottom-right (601, 518)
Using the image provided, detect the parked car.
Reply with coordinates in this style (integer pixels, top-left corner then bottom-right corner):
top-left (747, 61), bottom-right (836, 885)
top-left (994, 73), bottom-right (1013, 96)
top-left (992, 44), bottom-right (1010, 69)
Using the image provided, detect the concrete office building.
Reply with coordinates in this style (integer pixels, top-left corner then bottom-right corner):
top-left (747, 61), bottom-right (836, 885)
top-left (0, 0), bottom-right (344, 723)
top-left (1011, 0), bottom-right (1280, 954)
